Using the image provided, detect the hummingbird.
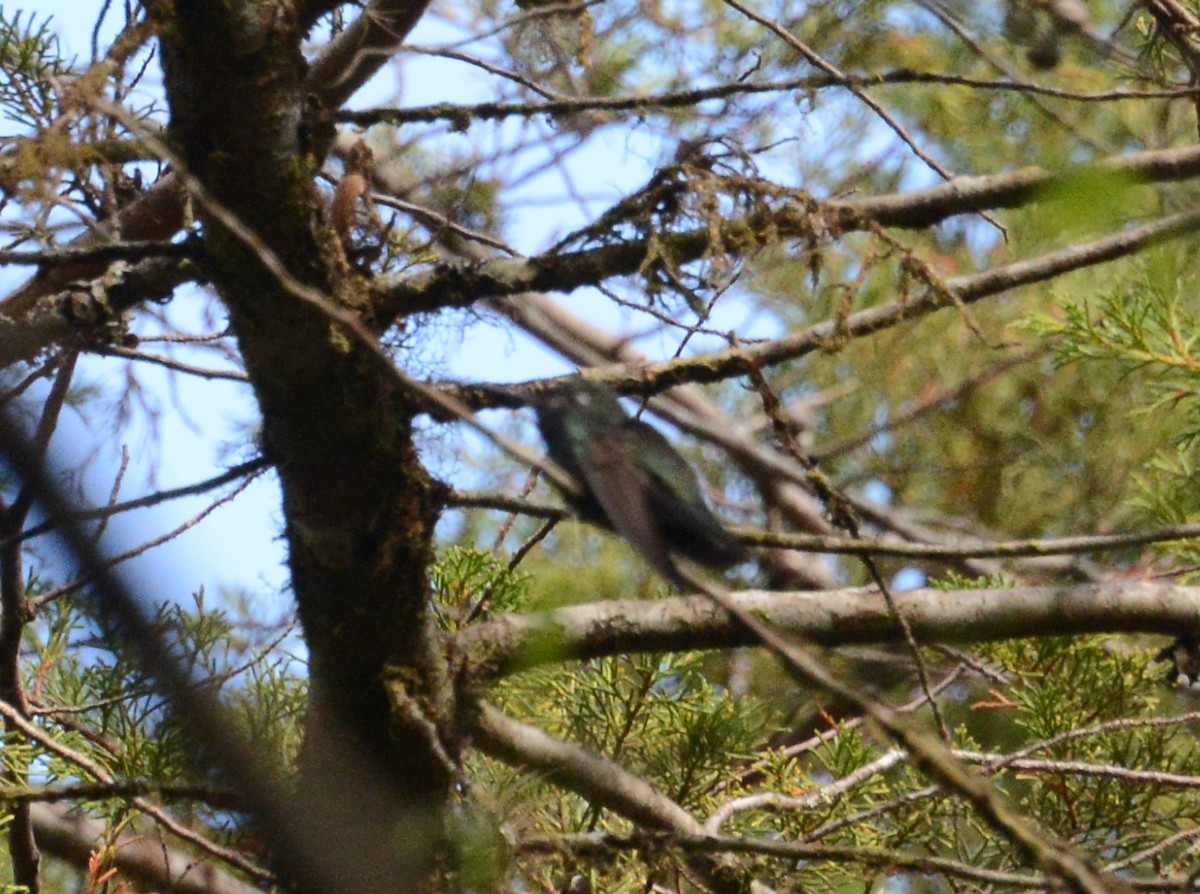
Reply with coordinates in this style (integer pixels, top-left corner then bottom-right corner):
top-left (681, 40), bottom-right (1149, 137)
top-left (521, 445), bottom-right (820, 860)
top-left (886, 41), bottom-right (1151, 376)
top-left (528, 379), bottom-right (746, 584)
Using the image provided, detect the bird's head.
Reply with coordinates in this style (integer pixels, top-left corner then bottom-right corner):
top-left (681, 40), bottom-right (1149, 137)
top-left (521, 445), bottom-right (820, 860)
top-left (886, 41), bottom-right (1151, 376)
top-left (471, 378), bottom-right (632, 431)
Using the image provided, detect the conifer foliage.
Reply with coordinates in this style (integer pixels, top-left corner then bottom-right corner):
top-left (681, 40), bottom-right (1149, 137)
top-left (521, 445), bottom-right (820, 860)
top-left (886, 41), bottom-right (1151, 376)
top-left (5, 3), bottom-right (1200, 893)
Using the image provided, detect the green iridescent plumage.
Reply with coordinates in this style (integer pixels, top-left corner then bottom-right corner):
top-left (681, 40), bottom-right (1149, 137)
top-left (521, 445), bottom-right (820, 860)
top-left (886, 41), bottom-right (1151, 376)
top-left (531, 380), bottom-right (745, 582)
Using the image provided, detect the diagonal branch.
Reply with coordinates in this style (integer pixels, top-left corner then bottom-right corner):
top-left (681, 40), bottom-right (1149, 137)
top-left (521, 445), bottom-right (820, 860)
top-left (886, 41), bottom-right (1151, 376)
top-left (0, 390), bottom-right (380, 894)
top-left (526, 203), bottom-right (1200, 392)
top-left (30, 803), bottom-right (265, 894)
top-left (0, 0), bottom-right (430, 334)
top-left (472, 704), bottom-right (703, 834)
top-left (674, 570), bottom-right (1130, 894)
top-left (306, 0), bottom-right (435, 110)
top-left (471, 703), bottom-right (758, 894)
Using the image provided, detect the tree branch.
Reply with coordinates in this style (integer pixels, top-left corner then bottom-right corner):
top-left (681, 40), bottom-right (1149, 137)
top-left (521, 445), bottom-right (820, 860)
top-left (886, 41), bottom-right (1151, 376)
top-left (471, 704), bottom-right (757, 894)
top-left (0, 256), bottom-right (202, 371)
top-left (517, 830), bottom-right (1051, 890)
top-left (455, 582), bottom-right (1197, 680)
top-left (478, 203), bottom-right (1200, 393)
top-left (0, 241), bottom-right (198, 268)
top-left (0, 0), bottom-right (431, 357)
top-left (30, 803), bottom-right (266, 894)
top-left (306, 0), bottom-right (434, 110)
top-left (472, 703), bottom-right (703, 834)
top-left (737, 521), bottom-right (1200, 559)
top-left (333, 74), bottom-right (1200, 129)
top-left (376, 144), bottom-right (1200, 318)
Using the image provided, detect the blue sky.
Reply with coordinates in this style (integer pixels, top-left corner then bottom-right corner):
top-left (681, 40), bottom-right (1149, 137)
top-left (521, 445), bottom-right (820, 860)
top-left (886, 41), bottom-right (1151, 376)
top-left (9, 3), bottom-right (925, 612)
top-left (7, 3), bottom-right (674, 614)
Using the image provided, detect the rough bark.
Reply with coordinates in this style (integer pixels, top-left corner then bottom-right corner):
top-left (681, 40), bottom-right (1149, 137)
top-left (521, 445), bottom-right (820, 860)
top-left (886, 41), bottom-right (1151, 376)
top-left (454, 581), bottom-right (1200, 681)
top-left (153, 2), bottom-right (453, 890)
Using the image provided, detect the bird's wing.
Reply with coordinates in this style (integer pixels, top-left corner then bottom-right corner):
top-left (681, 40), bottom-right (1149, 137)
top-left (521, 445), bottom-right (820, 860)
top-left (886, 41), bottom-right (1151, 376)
top-left (578, 433), bottom-right (680, 585)
top-left (620, 420), bottom-right (746, 569)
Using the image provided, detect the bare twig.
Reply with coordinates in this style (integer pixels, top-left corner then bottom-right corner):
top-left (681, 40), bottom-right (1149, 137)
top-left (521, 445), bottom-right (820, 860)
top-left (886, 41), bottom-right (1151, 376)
top-left (674, 567), bottom-right (1131, 894)
top-left (0, 241), bottom-right (197, 268)
top-left (10, 458), bottom-right (267, 547)
top-left (735, 521), bottom-right (1200, 559)
top-left (518, 830), bottom-right (1048, 889)
top-left (704, 749), bottom-right (908, 834)
top-left (31, 476), bottom-right (254, 608)
top-left (744, 366), bottom-right (952, 742)
top-left (30, 802), bottom-right (263, 894)
top-left (96, 346), bottom-right (248, 382)
top-left (333, 74), bottom-right (1200, 129)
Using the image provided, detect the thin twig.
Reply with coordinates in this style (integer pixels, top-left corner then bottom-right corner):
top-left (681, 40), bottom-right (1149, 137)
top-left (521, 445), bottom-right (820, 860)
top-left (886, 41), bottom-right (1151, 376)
top-left (9, 458), bottom-right (267, 547)
top-left (0, 240), bottom-right (197, 268)
top-left (744, 367), bottom-right (951, 742)
top-left (704, 749), bottom-right (908, 834)
top-left (517, 830), bottom-right (1049, 890)
top-left (673, 565), bottom-right (1132, 894)
top-left (735, 522), bottom-right (1200, 559)
top-left (0, 700), bottom-right (272, 882)
top-left (333, 74), bottom-right (1200, 128)
top-left (31, 477), bottom-right (254, 608)
top-left (718, 0), bottom-right (1006, 236)
top-left (813, 347), bottom-right (1048, 461)
top-left (96, 346), bottom-right (249, 382)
